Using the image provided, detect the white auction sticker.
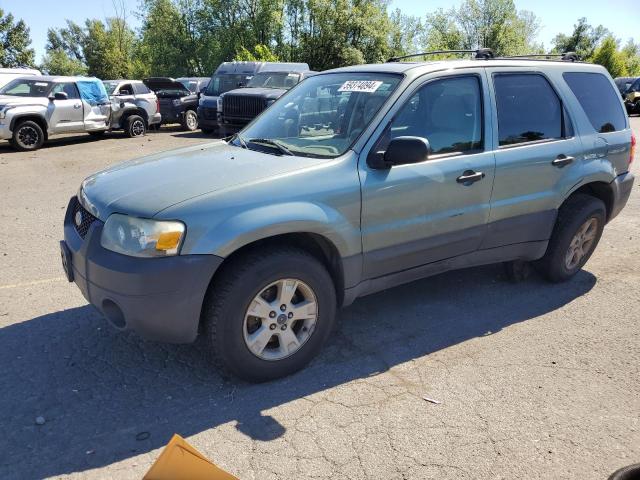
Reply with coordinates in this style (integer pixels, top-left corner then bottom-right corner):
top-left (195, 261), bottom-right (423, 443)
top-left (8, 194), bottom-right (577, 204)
top-left (338, 80), bottom-right (383, 93)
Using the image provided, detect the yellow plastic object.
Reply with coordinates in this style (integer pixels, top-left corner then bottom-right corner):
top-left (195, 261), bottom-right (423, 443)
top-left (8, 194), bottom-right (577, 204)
top-left (155, 231), bottom-right (182, 251)
top-left (143, 434), bottom-right (238, 480)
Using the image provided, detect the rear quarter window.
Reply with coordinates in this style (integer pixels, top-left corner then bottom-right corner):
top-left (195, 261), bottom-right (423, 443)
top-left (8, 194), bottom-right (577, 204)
top-left (133, 83), bottom-right (151, 95)
top-left (563, 72), bottom-right (626, 133)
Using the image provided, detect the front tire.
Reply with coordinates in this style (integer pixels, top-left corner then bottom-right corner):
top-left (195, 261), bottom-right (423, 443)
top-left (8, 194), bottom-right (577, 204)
top-left (537, 194), bottom-right (605, 282)
top-left (125, 115), bottom-right (146, 138)
top-left (182, 110), bottom-right (198, 131)
top-left (12, 120), bottom-right (44, 151)
top-left (202, 248), bottom-right (337, 382)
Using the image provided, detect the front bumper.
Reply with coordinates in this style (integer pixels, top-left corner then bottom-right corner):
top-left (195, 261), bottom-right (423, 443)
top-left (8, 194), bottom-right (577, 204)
top-left (149, 112), bottom-right (162, 126)
top-left (62, 197), bottom-right (223, 343)
top-left (197, 106), bottom-right (219, 129)
top-left (0, 121), bottom-right (12, 140)
top-left (609, 171), bottom-right (634, 221)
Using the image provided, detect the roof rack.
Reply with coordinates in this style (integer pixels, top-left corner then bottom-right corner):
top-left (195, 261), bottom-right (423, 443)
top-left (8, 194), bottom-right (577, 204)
top-left (387, 48), bottom-right (494, 63)
top-left (499, 52), bottom-right (580, 62)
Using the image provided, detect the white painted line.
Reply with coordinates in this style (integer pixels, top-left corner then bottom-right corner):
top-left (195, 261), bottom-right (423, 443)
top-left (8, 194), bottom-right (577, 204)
top-left (0, 277), bottom-right (66, 290)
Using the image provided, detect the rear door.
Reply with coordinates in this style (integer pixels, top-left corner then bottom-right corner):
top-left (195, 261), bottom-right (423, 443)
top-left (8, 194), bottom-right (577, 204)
top-left (359, 70), bottom-right (496, 278)
top-left (482, 68), bottom-right (583, 248)
top-left (48, 82), bottom-right (84, 133)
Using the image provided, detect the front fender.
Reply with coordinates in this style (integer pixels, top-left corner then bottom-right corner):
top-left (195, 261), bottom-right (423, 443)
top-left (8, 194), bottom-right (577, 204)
top-left (8, 106), bottom-right (48, 130)
top-left (185, 201), bottom-right (361, 261)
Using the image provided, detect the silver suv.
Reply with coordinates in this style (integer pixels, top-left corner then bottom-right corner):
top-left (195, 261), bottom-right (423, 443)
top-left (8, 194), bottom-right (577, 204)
top-left (103, 79), bottom-right (162, 137)
top-left (0, 76), bottom-right (111, 151)
top-left (61, 51), bottom-right (635, 382)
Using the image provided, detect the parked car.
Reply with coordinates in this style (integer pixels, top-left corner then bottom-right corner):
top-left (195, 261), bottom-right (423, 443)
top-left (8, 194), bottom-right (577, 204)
top-left (143, 77), bottom-right (199, 131)
top-left (177, 77), bottom-right (210, 94)
top-left (0, 75), bottom-right (110, 151)
top-left (0, 67), bottom-right (41, 88)
top-left (619, 77), bottom-right (640, 115)
top-left (103, 79), bottom-right (162, 137)
top-left (614, 76), bottom-right (638, 97)
top-left (219, 66), bottom-right (314, 133)
top-left (62, 52), bottom-right (634, 382)
top-left (197, 61), bottom-right (309, 134)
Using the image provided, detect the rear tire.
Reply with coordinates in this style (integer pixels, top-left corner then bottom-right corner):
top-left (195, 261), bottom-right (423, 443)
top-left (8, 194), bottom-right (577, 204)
top-left (182, 110), bottom-right (198, 131)
top-left (537, 194), bottom-right (605, 283)
top-left (125, 115), bottom-right (146, 138)
top-left (202, 247), bottom-right (337, 382)
top-left (12, 120), bottom-right (44, 151)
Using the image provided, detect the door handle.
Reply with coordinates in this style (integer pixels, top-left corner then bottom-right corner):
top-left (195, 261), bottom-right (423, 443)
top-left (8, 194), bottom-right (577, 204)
top-left (552, 154), bottom-right (574, 168)
top-left (456, 170), bottom-right (485, 185)
top-left (73, 103), bottom-right (82, 109)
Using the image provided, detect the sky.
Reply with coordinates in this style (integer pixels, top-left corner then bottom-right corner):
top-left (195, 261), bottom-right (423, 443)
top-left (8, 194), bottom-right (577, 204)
top-left (1, 0), bottom-right (638, 63)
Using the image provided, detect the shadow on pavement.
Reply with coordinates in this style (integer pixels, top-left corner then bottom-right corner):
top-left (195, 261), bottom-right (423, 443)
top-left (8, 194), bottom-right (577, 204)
top-left (0, 264), bottom-right (596, 479)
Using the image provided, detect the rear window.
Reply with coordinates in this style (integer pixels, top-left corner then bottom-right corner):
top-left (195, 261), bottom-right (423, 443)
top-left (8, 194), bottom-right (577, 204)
top-left (133, 83), bottom-right (151, 95)
top-left (563, 72), bottom-right (626, 133)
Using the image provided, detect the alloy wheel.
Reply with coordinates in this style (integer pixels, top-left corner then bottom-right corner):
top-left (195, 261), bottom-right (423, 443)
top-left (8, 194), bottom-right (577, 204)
top-left (242, 278), bottom-right (318, 361)
top-left (17, 125), bottom-right (39, 148)
top-left (565, 217), bottom-right (599, 270)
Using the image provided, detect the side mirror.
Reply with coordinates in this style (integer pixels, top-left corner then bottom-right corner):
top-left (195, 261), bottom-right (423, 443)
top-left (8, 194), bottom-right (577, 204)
top-left (368, 136), bottom-right (430, 169)
top-left (50, 92), bottom-right (68, 101)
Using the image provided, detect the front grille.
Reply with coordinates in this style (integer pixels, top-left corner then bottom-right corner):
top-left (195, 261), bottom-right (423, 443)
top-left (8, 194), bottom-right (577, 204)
top-left (223, 95), bottom-right (267, 119)
top-left (71, 197), bottom-right (97, 239)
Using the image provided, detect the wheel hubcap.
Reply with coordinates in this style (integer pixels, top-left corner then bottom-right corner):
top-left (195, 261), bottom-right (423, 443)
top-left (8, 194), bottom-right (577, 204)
top-left (243, 278), bottom-right (318, 361)
top-left (18, 126), bottom-right (38, 146)
top-left (565, 217), bottom-right (598, 270)
top-left (132, 120), bottom-right (144, 136)
top-left (187, 113), bottom-right (196, 129)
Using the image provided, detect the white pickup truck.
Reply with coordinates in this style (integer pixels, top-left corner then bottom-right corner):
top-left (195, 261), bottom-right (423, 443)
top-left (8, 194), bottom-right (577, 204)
top-left (0, 75), bottom-right (112, 151)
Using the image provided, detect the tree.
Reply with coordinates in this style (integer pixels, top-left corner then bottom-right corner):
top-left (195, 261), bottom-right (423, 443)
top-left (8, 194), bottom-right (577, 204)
top-left (0, 9), bottom-right (35, 67)
top-left (41, 49), bottom-right (88, 76)
top-left (551, 18), bottom-right (609, 60)
top-left (591, 36), bottom-right (628, 78)
top-left (234, 44), bottom-right (279, 62)
top-left (621, 39), bottom-right (640, 76)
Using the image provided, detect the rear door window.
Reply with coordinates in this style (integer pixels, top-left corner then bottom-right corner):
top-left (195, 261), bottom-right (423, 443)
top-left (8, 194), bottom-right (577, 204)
top-left (133, 83), bottom-right (151, 95)
top-left (493, 73), bottom-right (564, 146)
top-left (563, 72), bottom-right (626, 133)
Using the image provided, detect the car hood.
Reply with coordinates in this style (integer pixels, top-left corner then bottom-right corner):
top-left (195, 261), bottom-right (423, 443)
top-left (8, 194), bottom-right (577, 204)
top-left (143, 77), bottom-right (190, 94)
top-left (224, 87), bottom-right (286, 99)
top-left (0, 95), bottom-right (48, 108)
top-left (80, 141), bottom-right (326, 220)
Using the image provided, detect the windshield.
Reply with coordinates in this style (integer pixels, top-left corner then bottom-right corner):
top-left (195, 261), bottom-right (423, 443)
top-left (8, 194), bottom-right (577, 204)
top-left (247, 72), bottom-right (301, 89)
top-left (103, 81), bottom-right (119, 95)
top-left (205, 74), bottom-right (251, 96)
top-left (0, 78), bottom-right (52, 97)
top-left (234, 73), bottom-right (402, 158)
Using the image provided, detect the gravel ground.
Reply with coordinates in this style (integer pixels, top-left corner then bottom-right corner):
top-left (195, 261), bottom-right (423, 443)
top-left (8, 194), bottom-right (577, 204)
top-left (0, 120), bottom-right (638, 480)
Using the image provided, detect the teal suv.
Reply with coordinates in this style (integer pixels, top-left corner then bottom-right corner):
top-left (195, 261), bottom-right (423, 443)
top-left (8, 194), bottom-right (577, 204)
top-left (61, 52), bottom-right (635, 382)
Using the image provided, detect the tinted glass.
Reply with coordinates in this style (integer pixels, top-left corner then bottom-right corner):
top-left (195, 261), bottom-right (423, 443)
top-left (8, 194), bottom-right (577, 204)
top-left (206, 74), bottom-right (251, 96)
top-left (563, 72), bottom-right (626, 133)
top-left (0, 79), bottom-right (52, 97)
top-left (247, 72), bottom-right (301, 89)
top-left (382, 76), bottom-right (483, 155)
top-left (236, 73), bottom-right (402, 158)
top-left (51, 82), bottom-right (80, 99)
top-left (494, 74), bottom-right (562, 146)
top-left (133, 83), bottom-right (151, 95)
top-left (103, 81), bottom-right (119, 95)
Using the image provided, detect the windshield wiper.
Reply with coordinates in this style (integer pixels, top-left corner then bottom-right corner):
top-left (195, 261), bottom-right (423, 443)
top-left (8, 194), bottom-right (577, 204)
top-left (248, 138), bottom-right (293, 156)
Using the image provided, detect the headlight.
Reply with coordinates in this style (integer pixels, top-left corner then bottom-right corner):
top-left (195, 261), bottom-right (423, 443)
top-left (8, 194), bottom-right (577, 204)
top-left (216, 97), bottom-right (223, 111)
top-left (101, 214), bottom-right (185, 257)
top-left (172, 99), bottom-right (181, 106)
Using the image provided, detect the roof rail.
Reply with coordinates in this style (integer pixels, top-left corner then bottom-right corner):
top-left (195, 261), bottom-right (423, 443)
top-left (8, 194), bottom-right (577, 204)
top-left (387, 48), bottom-right (494, 63)
top-left (499, 52), bottom-right (580, 62)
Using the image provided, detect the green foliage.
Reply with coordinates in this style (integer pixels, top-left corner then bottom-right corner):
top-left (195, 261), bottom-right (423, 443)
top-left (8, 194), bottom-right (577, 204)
top-left (551, 18), bottom-right (609, 60)
top-left (234, 44), bottom-right (279, 62)
top-left (591, 37), bottom-right (628, 78)
top-left (41, 49), bottom-right (88, 76)
top-left (0, 8), bottom-right (35, 67)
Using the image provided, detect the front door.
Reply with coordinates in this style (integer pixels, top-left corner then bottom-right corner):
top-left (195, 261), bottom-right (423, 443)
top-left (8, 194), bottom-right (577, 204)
top-left (48, 82), bottom-right (84, 133)
top-left (359, 71), bottom-right (496, 279)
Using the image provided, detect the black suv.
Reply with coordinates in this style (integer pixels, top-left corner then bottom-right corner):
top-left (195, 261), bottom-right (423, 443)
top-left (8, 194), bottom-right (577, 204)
top-left (219, 66), bottom-right (313, 132)
top-left (143, 77), bottom-right (200, 131)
